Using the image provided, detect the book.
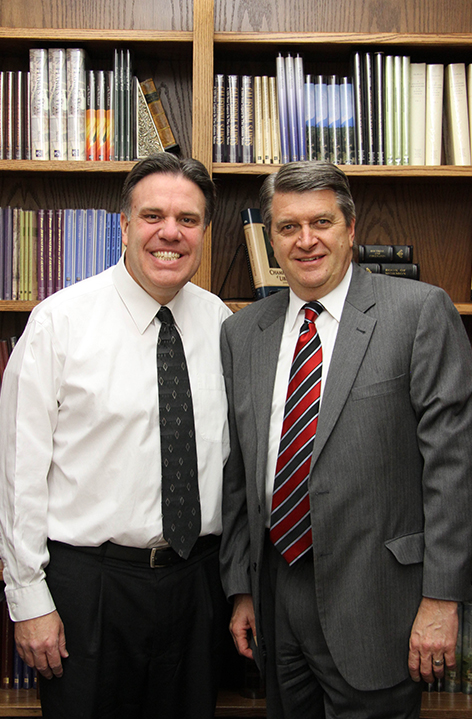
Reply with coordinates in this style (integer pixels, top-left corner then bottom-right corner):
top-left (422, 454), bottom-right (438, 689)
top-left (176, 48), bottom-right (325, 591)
top-left (123, 49), bottom-right (132, 160)
top-left (351, 52), bottom-right (365, 164)
top-left (393, 55), bottom-right (403, 165)
top-left (48, 48), bottom-right (67, 159)
top-left (135, 77), bottom-right (165, 158)
top-left (4, 71), bottom-right (14, 160)
top-left (253, 76), bottom-right (263, 164)
top-left (340, 76), bottom-right (355, 164)
top-left (213, 74), bottom-right (226, 162)
top-left (63, 208), bottom-right (75, 287)
top-left (86, 70), bottom-right (97, 160)
top-left (276, 53), bottom-right (290, 164)
top-left (225, 74), bottom-right (241, 163)
top-left (240, 75), bottom-right (254, 164)
top-left (402, 56), bottom-right (411, 164)
top-left (363, 53), bottom-right (376, 165)
top-left (425, 64), bottom-right (444, 165)
top-left (14, 71), bottom-right (25, 160)
top-left (374, 53), bottom-right (385, 164)
top-left (140, 77), bottom-right (179, 154)
top-left (314, 75), bottom-right (329, 162)
top-left (357, 244), bottom-right (413, 263)
top-left (1, 600), bottom-right (14, 690)
top-left (443, 63), bottom-right (471, 165)
top-left (54, 209), bottom-right (63, 293)
top-left (284, 54), bottom-right (299, 161)
top-left (24, 72), bottom-right (31, 160)
top-left (269, 77), bottom-right (280, 164)
top-left (3, 207), bottom-right (13, 300)
top-left (359, 262), bottom-right (420, 279)
top-left (29, 48), bottom-right (49, 160)
top-left (327, 74), bottom-right (342, 165)
top-left (0, 73), bottom-right (4, 159)
top-left (74, 208), bottom-right (85, 283)
top-left (409, 63), bottom-right (426, 165)
top-left (261, 75), bottom-right (272, 163)
top-left (294, 54), bottom-right (306, 161)
top-left (384, 55), bottom-right (395, 165)
top-left (105, 70), bottom-right (114, 161)
top-left (66, 48), bottom-right (86, 160)
top-left (241, 208), bottom-right (289, 299)
top-left (11, 207), bottom-right (20, 301)
top-left (468, 65), bottom-right (472, 161)
top-left (36, 209), bottom-right (46, 300)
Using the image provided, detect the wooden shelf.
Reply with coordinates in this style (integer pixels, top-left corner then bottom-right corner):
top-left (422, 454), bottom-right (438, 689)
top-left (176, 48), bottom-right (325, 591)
top-left (213, 163), bottom-right (472, 178)
top-left (0, 689), bottom-right (471, 718)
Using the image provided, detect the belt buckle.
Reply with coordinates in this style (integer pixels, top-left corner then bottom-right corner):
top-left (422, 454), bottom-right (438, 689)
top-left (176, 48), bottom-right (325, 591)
top-left (150, 547), bottom-right (165, 568)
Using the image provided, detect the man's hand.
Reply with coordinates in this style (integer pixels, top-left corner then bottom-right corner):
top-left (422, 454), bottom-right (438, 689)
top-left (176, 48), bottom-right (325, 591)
top-left (229, 593), bottom-right (257, 660)
top-left (14, 610), bottom-right (69, 679)
top-left (408, 597), bottom-right (459, 683)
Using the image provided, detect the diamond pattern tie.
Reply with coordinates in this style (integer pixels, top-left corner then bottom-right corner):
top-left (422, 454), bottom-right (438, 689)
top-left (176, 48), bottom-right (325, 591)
top-left (270, 301), bottom-right (324, 565)
top-left (157, 306), bottom-right (201, 559)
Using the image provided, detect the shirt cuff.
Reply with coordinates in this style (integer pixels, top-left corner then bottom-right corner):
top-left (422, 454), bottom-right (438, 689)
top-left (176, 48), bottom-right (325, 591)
top-left (5, 579), bottom-right (56, 622)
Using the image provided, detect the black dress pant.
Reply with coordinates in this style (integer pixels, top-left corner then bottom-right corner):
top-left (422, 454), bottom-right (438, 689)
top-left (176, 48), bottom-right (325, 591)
top-left (39, 539), bottom-right (228, 719)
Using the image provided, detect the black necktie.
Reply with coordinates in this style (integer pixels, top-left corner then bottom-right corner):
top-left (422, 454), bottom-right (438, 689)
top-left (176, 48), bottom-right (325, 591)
top-left (157, 306), bottom-right (201, 559)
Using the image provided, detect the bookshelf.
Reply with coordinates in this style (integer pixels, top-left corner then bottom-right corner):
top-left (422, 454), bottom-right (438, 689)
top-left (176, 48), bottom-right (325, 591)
top-left (1, 0), bottom-right (472, 716)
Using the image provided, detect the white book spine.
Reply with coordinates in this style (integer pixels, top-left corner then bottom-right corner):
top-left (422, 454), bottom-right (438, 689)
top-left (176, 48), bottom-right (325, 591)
top-left (48, 48), bottom-right (67, 160)
top-left (29, 49), bottom-right (49, 160)
top-left (444, 63), bottom-right (471, 165)
top-left (384, 56), bottom-right (394, 165)
top-left (269, 77), bottom-right (280, 164)
top-left (262, 76), bottom-right (272, 164)
top-left (401, 56), bottom-right (410, 164)
top-left (66, 48), bottom-right (86, 160)
top-left (409, 63), bottom-right (426, 165)
top-left (254, 76), bottom-right (263, 164)
top-left (393, 55), bottom-right (403, 166)
top-left (425, 64), bottom-right (444, 165)
top-left (468, 65), bottom-right (472, 160)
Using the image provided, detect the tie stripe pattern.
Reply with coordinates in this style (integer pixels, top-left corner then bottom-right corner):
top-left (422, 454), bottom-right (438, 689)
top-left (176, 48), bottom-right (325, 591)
top-left (270, 301), bottom-right (324, 565)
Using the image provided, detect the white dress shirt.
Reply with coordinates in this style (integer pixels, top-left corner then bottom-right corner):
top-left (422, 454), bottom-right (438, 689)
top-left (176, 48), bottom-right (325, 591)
top-left (265, 264), bottom-right (353, 520)
top-left (0, 255), bottom-right (232, 621)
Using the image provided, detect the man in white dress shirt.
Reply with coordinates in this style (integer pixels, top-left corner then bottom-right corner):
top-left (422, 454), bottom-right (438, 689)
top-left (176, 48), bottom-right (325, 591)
top-left (0, 154), bottom-right (232, 718)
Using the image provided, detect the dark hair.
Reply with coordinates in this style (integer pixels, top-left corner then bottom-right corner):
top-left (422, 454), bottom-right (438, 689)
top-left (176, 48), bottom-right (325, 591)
top-left (120, 153), bottom-right (216, 227)
top-left (259, 161), bottom-right (356, 232)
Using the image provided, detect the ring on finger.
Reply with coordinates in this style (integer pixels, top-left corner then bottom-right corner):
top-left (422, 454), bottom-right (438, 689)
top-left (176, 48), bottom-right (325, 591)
top-left (433, 658), bottom-right (444, 667)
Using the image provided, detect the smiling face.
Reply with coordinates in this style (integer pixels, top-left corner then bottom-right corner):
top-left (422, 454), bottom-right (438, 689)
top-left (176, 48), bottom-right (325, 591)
top-left (120, 172), bottom-right (206, 305)
top-left (270, 188), bottom-right (355, 301)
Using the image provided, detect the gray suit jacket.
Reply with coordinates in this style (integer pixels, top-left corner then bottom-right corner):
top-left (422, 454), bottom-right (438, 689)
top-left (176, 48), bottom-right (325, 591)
top-left (220, 263), bottom-right (472, 691)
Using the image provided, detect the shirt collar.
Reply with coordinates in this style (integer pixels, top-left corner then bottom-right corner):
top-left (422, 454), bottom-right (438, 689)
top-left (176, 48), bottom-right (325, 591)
top-left (286, 263), bottom-right (353, 332)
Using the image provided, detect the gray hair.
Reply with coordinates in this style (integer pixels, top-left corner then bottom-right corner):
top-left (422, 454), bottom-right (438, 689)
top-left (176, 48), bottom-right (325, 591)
top-left (260, 161), bottom-right (356, 233)
top-left (121, 153), bottom-right (216, 228)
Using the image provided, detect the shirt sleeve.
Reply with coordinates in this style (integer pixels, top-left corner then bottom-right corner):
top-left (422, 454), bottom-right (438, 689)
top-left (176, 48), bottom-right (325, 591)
top-left (0, 316), bottom-right (60, 621)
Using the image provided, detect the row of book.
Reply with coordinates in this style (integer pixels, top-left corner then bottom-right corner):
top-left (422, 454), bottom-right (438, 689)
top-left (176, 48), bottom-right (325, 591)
top-left (0, 206), bottom-right (123, 302)
top-left (0, 600), bottom-right (37, 691)
top-left (214, 51), bottom-right (472, 166)
top-left (0, 47), bottom-right (178, 161)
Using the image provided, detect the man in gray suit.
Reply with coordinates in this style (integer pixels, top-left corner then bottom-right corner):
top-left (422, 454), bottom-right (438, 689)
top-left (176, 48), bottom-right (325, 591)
top-left (220, 161), bottom-right (472, 718)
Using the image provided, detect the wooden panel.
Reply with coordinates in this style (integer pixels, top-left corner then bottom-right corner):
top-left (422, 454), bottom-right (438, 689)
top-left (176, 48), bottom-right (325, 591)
top-left (214, 0), bottom-right (472, 34)
top-left (0, 0), bottom-right (192, 31)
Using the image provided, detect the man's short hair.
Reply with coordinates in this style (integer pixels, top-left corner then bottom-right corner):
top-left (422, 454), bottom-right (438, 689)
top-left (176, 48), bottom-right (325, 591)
top-left (121, 153), bottom-right (216, 228)
top-left (259, 161), bottom-right (356, 232)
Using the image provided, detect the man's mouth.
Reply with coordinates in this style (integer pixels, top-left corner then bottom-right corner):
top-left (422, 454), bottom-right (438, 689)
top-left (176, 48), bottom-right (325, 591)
top-left (151, 251), bottom-right (181, 261)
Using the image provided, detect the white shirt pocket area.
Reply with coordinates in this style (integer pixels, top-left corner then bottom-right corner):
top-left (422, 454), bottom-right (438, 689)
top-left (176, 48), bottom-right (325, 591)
top-left (193, 372), bottom-right (229, 443)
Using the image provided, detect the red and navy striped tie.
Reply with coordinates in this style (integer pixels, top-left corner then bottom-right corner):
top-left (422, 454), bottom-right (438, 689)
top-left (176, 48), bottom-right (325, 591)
top-left (270, 301), bottom-right (324, 565)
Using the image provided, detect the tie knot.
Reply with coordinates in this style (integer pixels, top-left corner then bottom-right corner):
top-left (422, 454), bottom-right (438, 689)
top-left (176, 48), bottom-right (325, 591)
top-left (157, 306), bottom-right (174, 326)
top-left (304, 301), bottom-right (324, 323)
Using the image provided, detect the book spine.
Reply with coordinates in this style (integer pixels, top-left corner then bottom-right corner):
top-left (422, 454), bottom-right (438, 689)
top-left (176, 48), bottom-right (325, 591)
top-left (380, 263), bottom-right (419, 279)
top-left (468, 65), bottom-right (472, 163)
top-left (285, 54), bottom-right (299, 161)
top-left (275, 54), bottom-right (290, 164)
top-left (29, 48), bottom-right (49, 160)
top-left (327, 74), bottom-right (342, 165)
top-left (409, 63), bottom-right (426, 165)
top-left (96, 70), bottom-right (107, 161)
top-left (29, 211), bottom-right (38, 301)
top-left (55, 209), bottom-right (63, 293)
top-left (66, 48), bottom-right (86, 160)
top-left (48, 48), bottom-right (68, 160)
top-left (3, 207), bottom-right (13, 300)
top-left (11, 208), bottom-right (20, 301)
top-left (95, 209), bottom-right (106, 274)
top-left (384, 55), bottom-right (395, 165)
top-left (241, 207), bottom-right (288, 293)
top-left (374, 53), bottom-right (385, 165)
top-left (36, 209), bottom-right (46, 301)
top-left (393, 55), bottom-right (403, 165)
top-left (305, 75), bottom-right (316, 161)
top-left (213, 74), bottom-right (226, 163)
top-left (19, 209), bottom-right (26, 300)
top-left (294, 54), bottom-right (306, 161)
top-left (63, 208), bottom-right (75, 286)
top-left (0, 73), bottom-right (4, 159)
top-left (240, 75), bottom-right (254, 164)
top-left (113, 49), bottom-right (121, 161)
top-left (0, 207), bottom-right (4, 299)
top-left (123, 49), bottom-right (132, 160)
top-left (105, 212), bottom-right (112, 269)
top-left (24, 72), bottom-right (31, 160)
top-left (314, 75), bottom-right (329, 162)
top-left (444, 63), bottom-right (471, 165)
top-left (351, 52), bottom-right (365, 164)
top-left (269, 76), bottom-right (280, 164)
top-left (425, 64), bottom-right (444, 165)
top-left (106, 70), bottom-right (114, 161)
top-left (45, 209), bottom-right (55, 297)
top-left (402, 56), bottom-right (411, 164)
top-left (14, 72), bottom-right (24, 160)
top-left (261, 75), bottom-right (272, 164)
top-left (75, 209), bottom-right (85, 282)
top-left (253, 76), bottom-right (263, 164)
top-left (363, 53), bottom-right (376, 165)
top-left (4, 72), bottom-right (15, 160)
top-left (340, 76), bottom-right (355, 164)
top-left (85, 208), bottom-right (96, 278)
top-left (86, 70), bottom-right (97, 161)
top-left (225, 74), bottom-right (241, 163)
top-left (140, 77), bottom-right (179, 153)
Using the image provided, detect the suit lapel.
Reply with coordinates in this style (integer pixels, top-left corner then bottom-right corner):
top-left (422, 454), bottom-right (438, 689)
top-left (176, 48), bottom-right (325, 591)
top-left (312, 265), bottom-right (377, 464)
top-left (250, 292), bottom-right (288, 501)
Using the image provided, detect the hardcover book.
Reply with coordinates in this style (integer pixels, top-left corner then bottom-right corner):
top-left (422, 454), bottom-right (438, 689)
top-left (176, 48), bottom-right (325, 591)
top-left (29, 48), bottom-right (49, 160)
top-left (241, 208), bottom-right (288, 299)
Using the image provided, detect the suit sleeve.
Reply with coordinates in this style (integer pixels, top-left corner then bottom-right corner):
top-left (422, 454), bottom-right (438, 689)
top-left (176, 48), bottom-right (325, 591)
top-left (410, 287), bottom-right (472, 600)
top-left (219, 320), bottom-right (252, 599)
